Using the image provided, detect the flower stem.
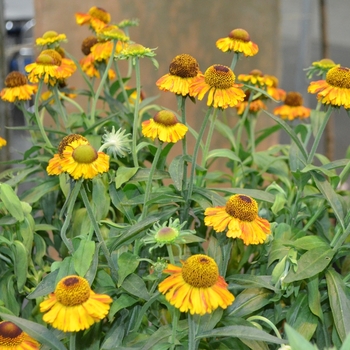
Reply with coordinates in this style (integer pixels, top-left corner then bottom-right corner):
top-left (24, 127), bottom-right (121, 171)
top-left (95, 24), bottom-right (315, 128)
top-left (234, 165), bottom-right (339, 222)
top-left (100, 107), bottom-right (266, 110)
top-left (166, 244), bottom-right (175, 265)
top-left (178, 95), bottom-right (188, 191)
top-left (188, 314), bottom-right (199, 350)
top-left (58, 91), bottom-right (84, 114)
top-left (81, 184), bottom-right (118, 281)
top-left (221, 239), bottom-right (233, 277)
top-left (52, 86), bottom-right (68, 125)
top-left (114, 60), bottom-right (132, 111)
top-left (90, 40), bottom-right (117, 126)
top-left (69, 333), bottom-right (76, 350)
top-left (140, 142), bottom-right (163, 220)
top-left (230, 52), bottom-right (240, 71)
top-left (132, 57), bottom-right (142, 167)
top-left (34, 80), bottom-right (53, 149)
top-left (247, 315), bottom-right (282, 339)
top-left (307, 106), bottom-right (333, 164)
top-left (201, 108), bottom-right (218, 169)
top-left (185, 106), bottom-right (213, 210)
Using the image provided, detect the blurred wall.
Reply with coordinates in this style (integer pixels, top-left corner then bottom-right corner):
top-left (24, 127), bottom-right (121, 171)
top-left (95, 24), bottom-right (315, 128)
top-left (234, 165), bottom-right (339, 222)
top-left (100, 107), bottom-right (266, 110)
top-left (33, 0), bottom-right (281, 153)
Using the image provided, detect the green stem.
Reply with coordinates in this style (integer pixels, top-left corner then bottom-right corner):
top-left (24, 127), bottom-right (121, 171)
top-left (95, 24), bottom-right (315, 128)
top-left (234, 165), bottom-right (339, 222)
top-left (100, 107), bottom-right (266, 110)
top-left (178, 95), bottom-right (188, 191)
top-left (221, 239), bottom-right (233, 277)
top-left (331, 222), bottom-right (350, 251)
top-left (201, 108), bottom-right (218, 169)
top-left (90, 40), bottom-right (118, 126)
top-left (247, 315), bottom-right (282, 339)
top-left (52, 86), bottom-right (68, 125)
top-left (302, 204), bottom-right (325, 232)
top-left (230, 52), bottom-right (240, 71)
top-left (170, 309), bottom-right (180, 350)
top-left (307, 106), bottom-right (333, 164)
top-left (185, 106), bottom-right (213, 208)
top-left (59, 179), bottom-right (83, 253)
top-left (248, 113), bottom-right (257, 155)
top-left (34, 80), bottom-right (53, 149)
top-left (166, 244), bottom-right (176, 265)
top-left (80, 184), bottom-right (118, 281)
top-left (188, 314), bottom-right (199, 350)
top-left (140, 142), bottom-right (163, 220)
top-left (69, 333), bottom-right (76, 350)
top-left (132, 57), bottom-right (142, 167)
top-left (113, 60), bottom-right (131, 111)
top-left (18, 102), bottom-right (36, 140)
top-left (58, 91), bottom-right (84, 114)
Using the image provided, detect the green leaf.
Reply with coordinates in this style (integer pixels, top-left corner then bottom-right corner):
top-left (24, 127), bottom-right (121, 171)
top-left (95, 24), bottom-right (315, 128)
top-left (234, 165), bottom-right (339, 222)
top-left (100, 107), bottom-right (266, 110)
top-left (284, 323), bottom-right (316, 350)
top-left (168, 155), bottom-right (191, 191)
top-left (11, 240), bottom-right (29, 292)
top-left (0, 183), bottom-right (24, 222)
top-left (27, 269), bottom-right (58, 299)
top-left (0, 313), bottom-right (67, 350)
top-left (307, 276), bottom-right (323, 321)
top-left (340, 332), bottom-right (350, 350)
top-left (73, 240), bottom-right (95, 277)
top-left (289, 236), bottom-right (330, 251)
top-left (117, 252), bottom-right (139, 287)
top-left (227, 288), bottom-right (273, 318)
top-left (227, 275), bottom-right (277, 291)
top-left (206, 148), bottom-right (241, 163)
top-left (284, 247), bottom-right (334, 283)
top-left (326, 268), bottom-right (350, 342)
top-left (115, 166), bottom-right (139, 189)
top-left (197, 325), bottom-right (286, 344)
top-left (121, 273), bottom-right (150, 300)
top-left (108, 294), bottom-right (138, 320)
top-left (20, 179), bottom-right (59, 204)
top-left (311, 170), bottom-right (345, 229)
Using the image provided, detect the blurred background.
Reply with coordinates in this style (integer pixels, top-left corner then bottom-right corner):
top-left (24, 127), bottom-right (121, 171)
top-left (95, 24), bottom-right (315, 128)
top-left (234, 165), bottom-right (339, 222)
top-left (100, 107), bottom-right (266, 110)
top-left (1, 0), bottom-right (349, 165)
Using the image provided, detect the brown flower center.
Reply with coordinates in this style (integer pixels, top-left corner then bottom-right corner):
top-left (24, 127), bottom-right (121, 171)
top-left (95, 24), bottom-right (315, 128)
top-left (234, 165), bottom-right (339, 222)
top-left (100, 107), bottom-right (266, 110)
top-left (81, 36), bottom-right (98, 55)
top-left (89, 6), bottom-right (111, 24)
top-left (229, 28), bottom-right (251, 42)
top-left (169, 54), bottom-right (199, 78)
top-left (153, 110), bottom-right (179, 126)
top-left (5, 71), bottom-right (27, 87)
top-left (284, 92), bottom-right (303, 107)
top-left (58, 134), bottom-right (88, 156)
top-left (55, 276), bottom-right (91, 306)
top-left (36, 49), bottom-right (62, 66)
top-left (0, 321), bottom-right (24, 345)
top-left (181, 255), bottom-right (219, 288)
top-left (225, 194), bottom-right (258, 222)
top-left (204, 65), bottom-right (235, 89)
top-left (326, 66), bottom-right (350, 89)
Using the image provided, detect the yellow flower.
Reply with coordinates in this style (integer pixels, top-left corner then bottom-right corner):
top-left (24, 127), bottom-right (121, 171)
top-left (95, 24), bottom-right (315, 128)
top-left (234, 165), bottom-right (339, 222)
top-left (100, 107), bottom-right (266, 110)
top-left (158, 254), bottom-right (234, 315)
top-left (25, 49), bottom-right (76, 86)
top-left (204, 194), bottom-right (271, 245)
top-left (216, 28), bottom-right (259, 56)
top-left (0, 321), bottom-right (40, 349)
top-left (142, 110), bottom-right (188, 143)
top-left (40, 275), bottom-right (112, 332)
top-left (36, 30), bottom-right (67, 47)
top-left (91, 40), bottom-right (124, 62)
top-left (97, 25), bottom-right (129, 42)
top-left (189, 64), bottom-right (245, 109)
top-left (273, 92), bottom-right (311, 121)
top-left (75, 6), bottom-right (111, 32)
top-left (308, 66), bottom-right (350, 108)
top-left (238, 69), bottom-right (274, 88)
top-left (0, 137), bottom-right (7, 149)
top-left (235, 91), bottom-right (267, 116)
top-left (0, 71), bottom-right (37, 102)
top-left (265, 75), bottom-right (286, 102)
top-left (156, 54), bottom-right (201, 96)
top-left (47, 134), bottom-right (110, 180)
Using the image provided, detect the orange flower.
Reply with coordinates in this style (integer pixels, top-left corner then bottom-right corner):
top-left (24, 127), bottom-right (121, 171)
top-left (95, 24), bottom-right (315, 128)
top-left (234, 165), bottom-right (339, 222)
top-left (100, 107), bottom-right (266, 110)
top-left (216, 28), bottom-right (258, 56)
top-left (75, 6), bottom-right (111, 33)
top-left (159, 254), bottom-right (234, 315)
top-left (189, 64), bottom-right (245, 109)
top-left (204, 194), bottom-right (271, 245)
top-left (273, 92), bottom-right (311, 121)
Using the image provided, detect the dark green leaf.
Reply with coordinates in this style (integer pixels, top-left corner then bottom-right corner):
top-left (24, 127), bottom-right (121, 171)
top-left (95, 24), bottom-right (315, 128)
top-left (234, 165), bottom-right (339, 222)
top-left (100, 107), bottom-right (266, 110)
top-left (0, 183), bottom-right (24, 222)
top-left (117, 252), bottom-right (139, 287)
top-left (73, 240), bottom-right (95, 277)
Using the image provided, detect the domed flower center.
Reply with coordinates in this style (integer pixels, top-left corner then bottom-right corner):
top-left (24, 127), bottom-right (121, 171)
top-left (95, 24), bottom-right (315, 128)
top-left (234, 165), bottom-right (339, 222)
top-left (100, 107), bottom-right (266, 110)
top-left (58, 134), bottom-right (88, 156)
top-left (225, 194), bottom-right (258, 222)
top-left (42, 30), bottom-right (59, 39)
top-left (125, 43), bottom-right (148, 55)
top-left (0, 321), bottom-right (24, 345)
top-left (55, 276), bottom-right (91, 306)
top-left (169, 54), bottom-right (199, 78)
top-left (72, 144), bottom-right (98, 164)
top-left (181, 255), bottom-right (219, 288)
top-left (89, 6), bottom-right (111, 24)
top-left (98, 26), bottom-right (128, 41)
top-left (284, 92), bottom-right (303, 107)
top-left (204, 65), bottom-right (235, 89)
top-left (5, 71), bottom-right (27, 87)
top-left (314, 58), bottom-right (336, 68)
top-left (81, 36), bottom-right (98, 55)
top-left (155, 227), bottom-right (179, 242)
top-left (326, 66), bottom-right (350, 89)
top-left (249, 69), bottom-right (263, 77)
top-left (154, 110), bottom-right (179, 126)
top-left (229, 28), bottom-right (251, 42)
top-left (36, 49), bottom-right (62, 66)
